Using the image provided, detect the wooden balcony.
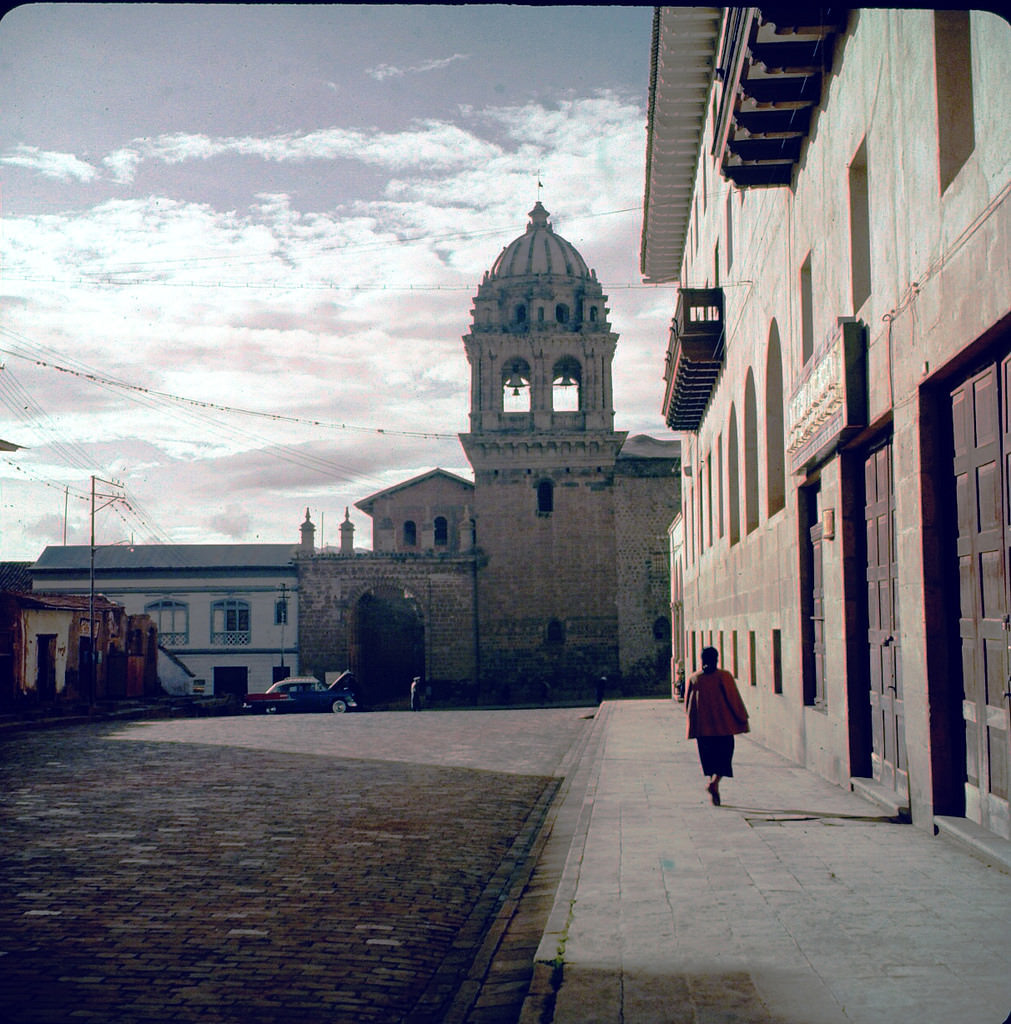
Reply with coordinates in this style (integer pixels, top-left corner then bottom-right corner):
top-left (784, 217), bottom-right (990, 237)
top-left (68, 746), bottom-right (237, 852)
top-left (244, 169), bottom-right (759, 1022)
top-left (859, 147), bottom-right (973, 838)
top-left (715, 8), bottom-right (849, 189)
top-left (661, 288), bottom-right (725, 431)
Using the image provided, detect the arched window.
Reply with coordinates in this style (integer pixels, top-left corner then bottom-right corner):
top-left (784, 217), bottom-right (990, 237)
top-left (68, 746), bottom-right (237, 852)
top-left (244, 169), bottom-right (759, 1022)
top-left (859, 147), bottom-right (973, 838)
top-left (744, 370), bottom-right (760, 533)
top-left (403, 520), bottom-right (417, 547)
top-left (546, 619), bottom-right (565, 645)
top-left (652, 617), bottom-right (670, 642)
top-left (766, 321), bottom-right (786, 516)
top-left (537, 306), bottom-right (545, 322)
top-left (502, 358), bottom-right (531, 412)
top-left (716, 433), bottom-right (724, 538)
top-left (145, 599), bottom-right (188, 646)
top-left (589, 306), bottom-right (598, 322)
top-left (537, 479), bottom-right (554, 514)
top-left (728, 404), bottom-right (741, 545)
top-left (515, 304), bottom-right (526, 323)
top-left (555, 303), bottom-right (569, 324)
top-left (211, 599), bottom-right (250, 646)
top-left (434, 516), bottom-right (448, 546)
top-left (552, 356), bottom-right (581, 412)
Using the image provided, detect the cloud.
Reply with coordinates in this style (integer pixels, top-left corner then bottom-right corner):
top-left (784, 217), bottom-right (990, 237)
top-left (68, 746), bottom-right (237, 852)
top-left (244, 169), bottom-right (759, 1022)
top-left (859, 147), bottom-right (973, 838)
top-left (366, 53), bottom-right (470, 81)
top-left (0, 91), bottom-right (673, 562)
top-left (98, 121), bottom-right (501, 184)
top-left (208, 504), bottom-right (252, 539)
top-left (1, 144), bottom-right (98, 182)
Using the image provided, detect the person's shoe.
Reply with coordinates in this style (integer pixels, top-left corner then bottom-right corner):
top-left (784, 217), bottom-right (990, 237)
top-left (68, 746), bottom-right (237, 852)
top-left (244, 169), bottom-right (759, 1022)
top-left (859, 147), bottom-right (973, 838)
top-left (707, 781), bottom-right (721, 806)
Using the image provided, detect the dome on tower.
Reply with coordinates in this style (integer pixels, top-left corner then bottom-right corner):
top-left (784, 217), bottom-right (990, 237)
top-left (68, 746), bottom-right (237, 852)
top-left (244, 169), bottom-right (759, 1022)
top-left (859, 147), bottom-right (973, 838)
top-left (487, 202), bottom-right (592, 281)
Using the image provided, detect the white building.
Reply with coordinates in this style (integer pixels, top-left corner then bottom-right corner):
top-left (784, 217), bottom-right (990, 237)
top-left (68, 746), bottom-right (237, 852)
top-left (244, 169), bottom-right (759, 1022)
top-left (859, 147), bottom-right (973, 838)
top-left (31, 543), bottom-right (300, 697)
top-left (642, 8), bottom-right (1011, 844)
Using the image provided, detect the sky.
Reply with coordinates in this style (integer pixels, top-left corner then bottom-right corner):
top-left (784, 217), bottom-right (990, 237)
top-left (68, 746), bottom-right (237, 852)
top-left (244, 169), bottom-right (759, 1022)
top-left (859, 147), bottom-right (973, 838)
top-left (0, 3), bottom-right (677, 560)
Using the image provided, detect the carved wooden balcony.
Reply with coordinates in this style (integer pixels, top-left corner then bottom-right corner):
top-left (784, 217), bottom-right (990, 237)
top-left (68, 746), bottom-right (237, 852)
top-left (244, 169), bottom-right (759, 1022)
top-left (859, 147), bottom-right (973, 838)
top-left (661, 288), bottom-right (725, 432)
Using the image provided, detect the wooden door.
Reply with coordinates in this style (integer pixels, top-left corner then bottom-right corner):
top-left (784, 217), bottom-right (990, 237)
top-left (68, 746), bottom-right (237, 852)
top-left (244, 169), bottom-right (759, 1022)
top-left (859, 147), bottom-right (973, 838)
top-left (809, 521), bottom-right (827, 707)
top-left (951, 357), bottom-right (1011, 838)
top-left (36, 635), bottom-right (57, 702)
top-left (865, 441), bottom-right (907, 793)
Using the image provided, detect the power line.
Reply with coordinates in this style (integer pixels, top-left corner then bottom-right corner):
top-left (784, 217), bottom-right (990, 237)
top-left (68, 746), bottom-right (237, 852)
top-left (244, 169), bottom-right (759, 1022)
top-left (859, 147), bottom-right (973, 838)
top-left (0, 344), bottom-right (460, 439)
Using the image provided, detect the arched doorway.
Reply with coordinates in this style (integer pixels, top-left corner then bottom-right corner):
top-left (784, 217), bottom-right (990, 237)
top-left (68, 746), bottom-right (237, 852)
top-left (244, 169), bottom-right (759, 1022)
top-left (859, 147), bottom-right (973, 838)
top-left (348, 586), bottom-right (425, 706)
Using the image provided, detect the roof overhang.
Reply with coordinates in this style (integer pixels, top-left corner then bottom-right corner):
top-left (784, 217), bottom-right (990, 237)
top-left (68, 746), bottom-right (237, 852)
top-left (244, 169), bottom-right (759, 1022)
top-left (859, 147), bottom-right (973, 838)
top-left (642, 7), bottom-right (849, 285)
top-left (641, 6), bottom-right (723, 284)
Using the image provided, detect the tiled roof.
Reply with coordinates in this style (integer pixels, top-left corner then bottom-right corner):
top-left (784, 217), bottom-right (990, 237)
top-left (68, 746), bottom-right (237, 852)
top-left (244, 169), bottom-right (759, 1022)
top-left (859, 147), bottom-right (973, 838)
top-left (0, 562), bottom-right (34, 592)
top-left (7, 591), bottom-right (122, 612)
top-left (32, 544), bottom-right (299, 574)
top-left (356, 468), bottom-right (474, 513)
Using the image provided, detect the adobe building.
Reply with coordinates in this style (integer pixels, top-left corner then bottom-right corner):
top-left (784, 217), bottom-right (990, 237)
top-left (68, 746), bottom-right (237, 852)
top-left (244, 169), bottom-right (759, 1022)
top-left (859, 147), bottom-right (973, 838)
top-left (0, 590), bottom-right (157, 710)
top-left (641, 8), bottom-right (1011, 843)
top-left (297, 204), bottom-right (681, 704)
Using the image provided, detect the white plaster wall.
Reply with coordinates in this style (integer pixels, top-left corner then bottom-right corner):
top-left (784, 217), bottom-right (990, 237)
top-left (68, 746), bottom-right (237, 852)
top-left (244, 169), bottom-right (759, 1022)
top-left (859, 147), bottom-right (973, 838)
top-left (675, 9), bottom-right (1011, 795)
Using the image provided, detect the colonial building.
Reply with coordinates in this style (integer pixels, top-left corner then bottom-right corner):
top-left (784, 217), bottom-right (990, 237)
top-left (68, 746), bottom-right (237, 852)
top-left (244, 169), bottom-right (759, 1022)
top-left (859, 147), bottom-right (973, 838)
top-left (0, 590), bottom-right (157, 710)
top-left (642, 8), bottom-right (1011, 843)
top-left (297, 203), bottom-right (681, 704)
top-left (31, 544), bottom-right (300, 699)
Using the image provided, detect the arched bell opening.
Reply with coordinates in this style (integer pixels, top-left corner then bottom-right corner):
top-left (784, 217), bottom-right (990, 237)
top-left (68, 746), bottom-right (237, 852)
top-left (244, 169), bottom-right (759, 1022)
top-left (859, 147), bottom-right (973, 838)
top-left (552, 356), bottom-right (581, 412)
top-left (502, 357), bottom-right (532, 412)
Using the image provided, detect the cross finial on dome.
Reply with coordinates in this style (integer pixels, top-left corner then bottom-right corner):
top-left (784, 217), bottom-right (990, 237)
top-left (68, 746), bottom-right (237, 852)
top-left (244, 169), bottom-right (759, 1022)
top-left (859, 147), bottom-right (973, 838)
top-left (527, 200), bottom-right (550, 231)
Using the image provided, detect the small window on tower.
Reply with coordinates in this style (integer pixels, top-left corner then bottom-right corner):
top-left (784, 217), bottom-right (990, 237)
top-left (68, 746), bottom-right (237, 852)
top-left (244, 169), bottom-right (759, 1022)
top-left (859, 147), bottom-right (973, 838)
top-left (538, 306), bottom-right (545, 322)
top-left (537, 480), bottom-right (554, 514)
top-left (589, 306), bottom-right (598, 322)
top-left (434, 516), bottom-right (448, 546)
top-left (555, 303), bottom-right (569, 324)
top-left (516, 304), bottom-right (526, 323)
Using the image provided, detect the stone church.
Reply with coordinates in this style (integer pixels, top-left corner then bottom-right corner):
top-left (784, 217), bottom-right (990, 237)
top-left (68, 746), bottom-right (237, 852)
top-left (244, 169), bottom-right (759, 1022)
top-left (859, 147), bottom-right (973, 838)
top-left (297, 203), bottom-right (680, 704)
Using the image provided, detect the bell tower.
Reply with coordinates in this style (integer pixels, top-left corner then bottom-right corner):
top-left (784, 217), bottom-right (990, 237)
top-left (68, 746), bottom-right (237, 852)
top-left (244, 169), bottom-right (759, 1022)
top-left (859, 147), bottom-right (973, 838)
top-left (461, 202), bottom-right (622, 448)
top-left (460, 203), bottom-right (626, 695)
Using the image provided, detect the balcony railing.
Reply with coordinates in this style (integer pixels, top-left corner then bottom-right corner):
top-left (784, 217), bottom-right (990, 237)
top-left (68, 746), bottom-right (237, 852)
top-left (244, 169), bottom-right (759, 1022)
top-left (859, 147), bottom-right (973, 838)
top-left (661, 287), bottom-right (725, 431)
top-left (212, 630), bottom-right (251, 647)
top-left (159, 632), bottom-right (188, 648)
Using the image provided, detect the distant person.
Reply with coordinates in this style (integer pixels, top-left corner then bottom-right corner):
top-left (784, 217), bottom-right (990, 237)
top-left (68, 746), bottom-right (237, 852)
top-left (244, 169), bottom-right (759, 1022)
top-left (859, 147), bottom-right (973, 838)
top-left (410, 676), bottom-right (421, 712)
top-left (596, 675), bottom-right (606, 704)
top-left (684, 646), bottom-right (749, 805)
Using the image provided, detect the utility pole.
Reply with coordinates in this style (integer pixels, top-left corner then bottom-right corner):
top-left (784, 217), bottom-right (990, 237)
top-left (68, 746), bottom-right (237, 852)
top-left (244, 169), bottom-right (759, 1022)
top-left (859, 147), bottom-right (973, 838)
top-left (278, 582), bottom-right (288, 670)
top-left (89, 475), bottom-right (126, 707)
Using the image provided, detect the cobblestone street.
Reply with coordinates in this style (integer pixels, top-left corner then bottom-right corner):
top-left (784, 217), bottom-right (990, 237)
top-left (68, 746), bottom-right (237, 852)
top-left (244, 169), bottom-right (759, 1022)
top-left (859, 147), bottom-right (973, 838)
top-left (0, 709), bottom-right (592, 1024)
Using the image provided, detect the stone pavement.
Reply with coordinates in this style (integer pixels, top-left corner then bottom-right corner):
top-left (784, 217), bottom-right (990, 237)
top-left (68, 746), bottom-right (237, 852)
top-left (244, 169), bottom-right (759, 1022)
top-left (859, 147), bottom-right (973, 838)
top-left (518, 699), bottom-right (1011, 1024)
top-left (0, 707), bottom-right (593, 1024)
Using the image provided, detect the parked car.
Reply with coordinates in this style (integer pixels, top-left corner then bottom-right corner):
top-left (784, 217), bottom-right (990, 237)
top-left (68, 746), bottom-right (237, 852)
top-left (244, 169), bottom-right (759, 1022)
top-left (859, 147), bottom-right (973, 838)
top-left (242, 673), bottom-right (360, 714)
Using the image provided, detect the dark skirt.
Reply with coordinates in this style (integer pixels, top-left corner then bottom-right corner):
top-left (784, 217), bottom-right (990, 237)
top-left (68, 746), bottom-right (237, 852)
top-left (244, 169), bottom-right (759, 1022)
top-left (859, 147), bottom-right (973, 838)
top-left (696, 735), bottom-right (735, 777)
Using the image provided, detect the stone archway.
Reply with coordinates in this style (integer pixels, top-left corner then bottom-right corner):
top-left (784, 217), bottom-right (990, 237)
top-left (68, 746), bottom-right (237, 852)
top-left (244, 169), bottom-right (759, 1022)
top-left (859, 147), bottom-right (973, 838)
top-left (348, 586), bottom-right (425, 706)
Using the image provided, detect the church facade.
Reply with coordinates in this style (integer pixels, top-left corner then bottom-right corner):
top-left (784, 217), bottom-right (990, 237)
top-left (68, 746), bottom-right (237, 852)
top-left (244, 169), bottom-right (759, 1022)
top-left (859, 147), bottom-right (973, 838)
top-left (297, 204), bottom-right (680, 704)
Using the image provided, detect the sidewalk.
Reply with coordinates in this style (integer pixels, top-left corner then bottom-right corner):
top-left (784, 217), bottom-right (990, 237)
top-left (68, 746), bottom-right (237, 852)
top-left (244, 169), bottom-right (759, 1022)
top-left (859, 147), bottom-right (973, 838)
top-left (521, 699), bottom-right (1011, 1024)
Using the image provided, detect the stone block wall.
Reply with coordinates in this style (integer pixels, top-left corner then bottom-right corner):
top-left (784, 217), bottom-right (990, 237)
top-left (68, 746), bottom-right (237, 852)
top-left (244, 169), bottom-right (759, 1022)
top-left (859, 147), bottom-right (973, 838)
top-left (613, 462), bottom-right (681, 689)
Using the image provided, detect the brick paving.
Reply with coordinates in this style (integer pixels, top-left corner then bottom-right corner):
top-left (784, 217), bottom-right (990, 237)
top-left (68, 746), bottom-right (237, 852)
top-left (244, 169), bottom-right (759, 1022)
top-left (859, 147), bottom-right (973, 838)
top-left (0, 709), bottom-right (592, 1024)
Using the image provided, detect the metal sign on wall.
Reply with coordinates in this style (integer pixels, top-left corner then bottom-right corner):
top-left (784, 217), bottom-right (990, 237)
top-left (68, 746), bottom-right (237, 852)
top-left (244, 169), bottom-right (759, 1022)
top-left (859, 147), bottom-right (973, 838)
top-left (787, 317), bottom-right (868, 473)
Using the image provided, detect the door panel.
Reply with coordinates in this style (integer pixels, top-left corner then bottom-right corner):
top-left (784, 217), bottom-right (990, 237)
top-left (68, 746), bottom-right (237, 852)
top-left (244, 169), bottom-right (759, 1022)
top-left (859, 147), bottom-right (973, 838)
top-left (865, 441), bottom-right (906, 793)
top-left (951, 356), bottom-right (1011, 839)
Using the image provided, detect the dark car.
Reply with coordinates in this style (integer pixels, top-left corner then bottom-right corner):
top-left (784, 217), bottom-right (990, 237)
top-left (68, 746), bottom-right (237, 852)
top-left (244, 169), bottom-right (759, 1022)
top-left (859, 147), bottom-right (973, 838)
top-left (242, 673), bottom-right (360, 714)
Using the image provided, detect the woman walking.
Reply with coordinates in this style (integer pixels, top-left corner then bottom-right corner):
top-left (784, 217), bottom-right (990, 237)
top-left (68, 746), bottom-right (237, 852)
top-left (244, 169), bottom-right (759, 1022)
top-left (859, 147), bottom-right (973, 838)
top-left (685, 646), bottom-right (750, 805)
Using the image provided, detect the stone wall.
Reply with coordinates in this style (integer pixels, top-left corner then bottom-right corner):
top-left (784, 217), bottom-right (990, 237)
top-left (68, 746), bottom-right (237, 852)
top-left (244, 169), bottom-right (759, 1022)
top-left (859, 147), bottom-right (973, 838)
top-left (471, 462), bottom-right (620, 700)
top-left (613, 459), bottom-right (681, 689)
top-left (296, 552), bottom-right (476, 701)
